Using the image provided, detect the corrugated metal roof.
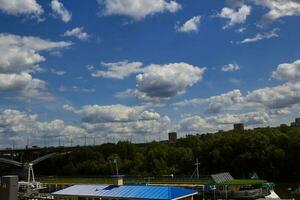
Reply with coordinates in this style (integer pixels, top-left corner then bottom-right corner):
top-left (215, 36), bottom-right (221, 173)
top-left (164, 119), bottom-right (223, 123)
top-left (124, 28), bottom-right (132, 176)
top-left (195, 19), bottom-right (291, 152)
top-left (211, 172), bottom-right (234, 184)
top-left (52, 185), bottom-right (198, 200)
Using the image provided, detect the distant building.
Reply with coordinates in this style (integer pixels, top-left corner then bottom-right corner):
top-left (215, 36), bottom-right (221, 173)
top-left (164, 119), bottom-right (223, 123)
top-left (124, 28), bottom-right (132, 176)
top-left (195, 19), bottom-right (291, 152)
top-left (291, 118), bottom-right (300, 127)
top-left (233, 123), bottom-right (244, 131)
top-left (168, 132), bottom-right (177, 142)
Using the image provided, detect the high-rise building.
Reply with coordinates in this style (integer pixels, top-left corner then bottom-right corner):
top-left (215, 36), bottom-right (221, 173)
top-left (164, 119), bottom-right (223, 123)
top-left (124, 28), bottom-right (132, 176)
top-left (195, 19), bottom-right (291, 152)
top-left (168, 132), bottom-right (177, 142)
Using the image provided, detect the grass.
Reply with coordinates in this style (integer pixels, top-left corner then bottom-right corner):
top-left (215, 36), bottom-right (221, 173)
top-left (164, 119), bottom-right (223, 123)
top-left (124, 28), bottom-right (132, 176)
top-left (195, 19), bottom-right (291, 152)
top-left (38, 177), bottom-right (212, 185)
top-left (38, 177), bottom-right (264, 186)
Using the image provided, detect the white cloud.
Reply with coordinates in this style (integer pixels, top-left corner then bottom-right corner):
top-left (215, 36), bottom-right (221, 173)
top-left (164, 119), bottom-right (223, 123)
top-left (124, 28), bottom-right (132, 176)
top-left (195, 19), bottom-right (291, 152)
top-left (272, 59), bottom-right (300, 82)
top-left (91, 60), bottom-right (143, 79)
top-left (64, 104), bottom-right (161, 123)
top-left (51, 0), bottom-right (72, 23)
top-left (63, 104), bottom-right (171, 140)
top-left (222, 63), bottom-right (240, 72)
top-left (174, 89), bottom-right (244, 113)
top-left (63, 27), bottom-right (90, 41)
top-left (0, 33), bottom-right (71, 99)
top-left (218, 5), bottom-right (251, 28)
top-left (0, 0), bottom-right (43, 16)
top-left (252, 0), bottom-right (300, 22)
top-left (207, 112), bottom-right (270, 125)
top-left (98, 0), bottom-right (181, 20)
top-left (238, 28), bottom-right (279, 44)
top-left (246, 81), bottom-right (300, 109)
top-left (0, 109), bottom-right (87, 145)
top-left (177, 16), bottom-right (201, 33)
top-left (136, 62), bottom-right (206, 101)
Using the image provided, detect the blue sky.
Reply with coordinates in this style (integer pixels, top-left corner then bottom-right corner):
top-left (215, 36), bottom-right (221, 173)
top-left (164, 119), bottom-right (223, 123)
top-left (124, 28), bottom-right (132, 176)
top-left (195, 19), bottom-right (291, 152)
top-left (0, 0), bottom-right (300, 148)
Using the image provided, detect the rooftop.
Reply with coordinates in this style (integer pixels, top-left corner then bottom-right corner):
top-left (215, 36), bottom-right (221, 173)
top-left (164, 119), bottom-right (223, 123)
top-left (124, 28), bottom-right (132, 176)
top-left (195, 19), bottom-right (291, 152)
top-left (52, 184), bottom-right (198, 200)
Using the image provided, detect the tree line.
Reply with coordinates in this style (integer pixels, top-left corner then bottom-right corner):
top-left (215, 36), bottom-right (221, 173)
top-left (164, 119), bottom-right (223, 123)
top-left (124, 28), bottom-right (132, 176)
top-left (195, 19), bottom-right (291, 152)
top-left (1, 126), bottom-right (300, 181)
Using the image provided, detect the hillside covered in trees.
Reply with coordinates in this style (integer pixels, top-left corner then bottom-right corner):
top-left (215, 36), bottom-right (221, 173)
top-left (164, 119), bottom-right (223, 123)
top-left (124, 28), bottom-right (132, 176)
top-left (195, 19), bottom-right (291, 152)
top-left (1, 126), bottom-right (300, 181)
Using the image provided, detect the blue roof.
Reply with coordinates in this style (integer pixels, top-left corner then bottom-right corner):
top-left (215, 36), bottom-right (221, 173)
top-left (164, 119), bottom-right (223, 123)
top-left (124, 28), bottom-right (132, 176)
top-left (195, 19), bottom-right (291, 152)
top-left (52, 185), bottom-right (198, 200)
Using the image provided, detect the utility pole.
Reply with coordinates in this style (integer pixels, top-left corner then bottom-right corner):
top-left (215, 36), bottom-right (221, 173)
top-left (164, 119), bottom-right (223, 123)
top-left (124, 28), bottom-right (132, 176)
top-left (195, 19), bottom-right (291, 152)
top-left (195, 158), bottom-right (200, 178)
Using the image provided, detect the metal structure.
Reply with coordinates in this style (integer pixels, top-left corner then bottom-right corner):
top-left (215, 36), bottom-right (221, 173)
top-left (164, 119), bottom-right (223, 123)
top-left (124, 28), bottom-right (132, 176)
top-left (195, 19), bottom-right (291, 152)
top-left (0, 152), bottom-right (58, 197)
top-left (211, 172), bottom-right (234, 184)
top-left (191, 158), bottom-right (200, 178)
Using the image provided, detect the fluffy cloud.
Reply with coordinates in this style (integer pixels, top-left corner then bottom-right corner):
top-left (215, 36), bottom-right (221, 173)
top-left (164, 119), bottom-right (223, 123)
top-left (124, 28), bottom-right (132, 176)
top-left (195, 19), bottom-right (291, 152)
top-left (252, 0), bottom-right (300, 22)
top-left (0, 0), bottom-right (43, 16)
top-left (272, 59), bottom-right (300, 82)
top-left (178, 111), bottom-right (270, 133)
top-left (98, 0), bottom-right (181, 20)
top-left (246, 82), bottom-right (300, 109)
top-left (63, 104), bottom-right (171, 140)
top-left (177, 16), bottom-right (201, 33)
top-left (174, 59), bottom-right (300, 119)
top-left (63, 27), bottom-right (90, 41)
top-left (90, 60), bottom-right (143, 79)
top-left (238, 28), bottom-right (279, 44)
top-left (64, 104), bottom-right (161, 123)
top-left (179, 116), bottom-right (212, 132)
top-left (218, 5), bottom-right (251, 28)
top-left (0, 33), bottom-right (71, 99)
top-left (222, 63), bottom-right (240, 72)
top-left (207, 112), bottom-right (270, 125)
top-left (51, 0), bottom-right (72, 23)
top-left (0, 109), bottom-right (87, 145)
top-left (174, 89), bottom-right (243, 112)
top-left (136, 63), bottom-right (206, 101)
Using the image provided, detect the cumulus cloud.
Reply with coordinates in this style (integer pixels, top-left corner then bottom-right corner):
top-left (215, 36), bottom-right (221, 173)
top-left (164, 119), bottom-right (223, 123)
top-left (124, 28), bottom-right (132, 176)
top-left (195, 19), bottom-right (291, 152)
top-left (272, 59), bottom-right (300, 82)
top-left (98, 0), bottom-right (181, 20)
top-left (0, 0), bottom-right (43, 16)
top-left (64, 104), bottom-right (161, 123)
top-left (0, 109), bottom-right (87, 147)
top-left (177, 16), bottom-right (201, 33)
top-left (207, 112), bottom-right (270, 125)
top-left (0, 33), bottom-right (72, 99)
top-left (136, 62), bottom-right (206, 101)
top-left (90, 60), bottom-right (143, 79)
top-left (218, 5), bottom-right (251, 28)
top-left (222, 63), bottom-right (240, 72)
top-left (246, 82), bottom-right (300, 110)
top-left (63, 27), bottom-right (90, 41)
top-left (63, 104), bottom-right (171, 140)
top-left (174, 89), bottom-right (244, 113)
top-left (252, 0), bottom-right (300, 22)
top-left (51, 0), bottom-right (72, 23)
top-left (238, 28), bottom-right (279, 44)
top-left (178, 111), bottom-right (270, 133)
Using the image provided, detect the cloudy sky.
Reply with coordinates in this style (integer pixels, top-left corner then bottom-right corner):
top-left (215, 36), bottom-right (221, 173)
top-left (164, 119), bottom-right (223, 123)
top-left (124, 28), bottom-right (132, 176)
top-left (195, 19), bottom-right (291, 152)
top-left (1, 0), bottom-right (300, 148)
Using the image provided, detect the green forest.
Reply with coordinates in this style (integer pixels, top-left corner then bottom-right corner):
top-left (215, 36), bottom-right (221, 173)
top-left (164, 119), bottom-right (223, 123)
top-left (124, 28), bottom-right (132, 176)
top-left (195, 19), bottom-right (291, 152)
top-left (1, 126), bottom-right (300, 182)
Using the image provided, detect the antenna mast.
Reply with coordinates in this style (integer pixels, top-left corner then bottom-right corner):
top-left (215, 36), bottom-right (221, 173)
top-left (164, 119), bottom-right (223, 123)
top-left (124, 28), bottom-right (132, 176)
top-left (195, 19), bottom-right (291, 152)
top-left (191, 158), bottom-right (200, 178)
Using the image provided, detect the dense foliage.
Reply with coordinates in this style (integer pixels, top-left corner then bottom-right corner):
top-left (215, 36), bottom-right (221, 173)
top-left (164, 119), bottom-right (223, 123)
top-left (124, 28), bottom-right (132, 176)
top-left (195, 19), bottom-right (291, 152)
top-left (1, 126), bottom-right (300, 181)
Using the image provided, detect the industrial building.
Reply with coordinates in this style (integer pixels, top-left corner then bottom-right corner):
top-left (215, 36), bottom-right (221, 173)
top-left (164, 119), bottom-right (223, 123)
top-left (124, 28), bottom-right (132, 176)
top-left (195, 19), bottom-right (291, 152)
top-left (52, 184), bottom-right (197, 200)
